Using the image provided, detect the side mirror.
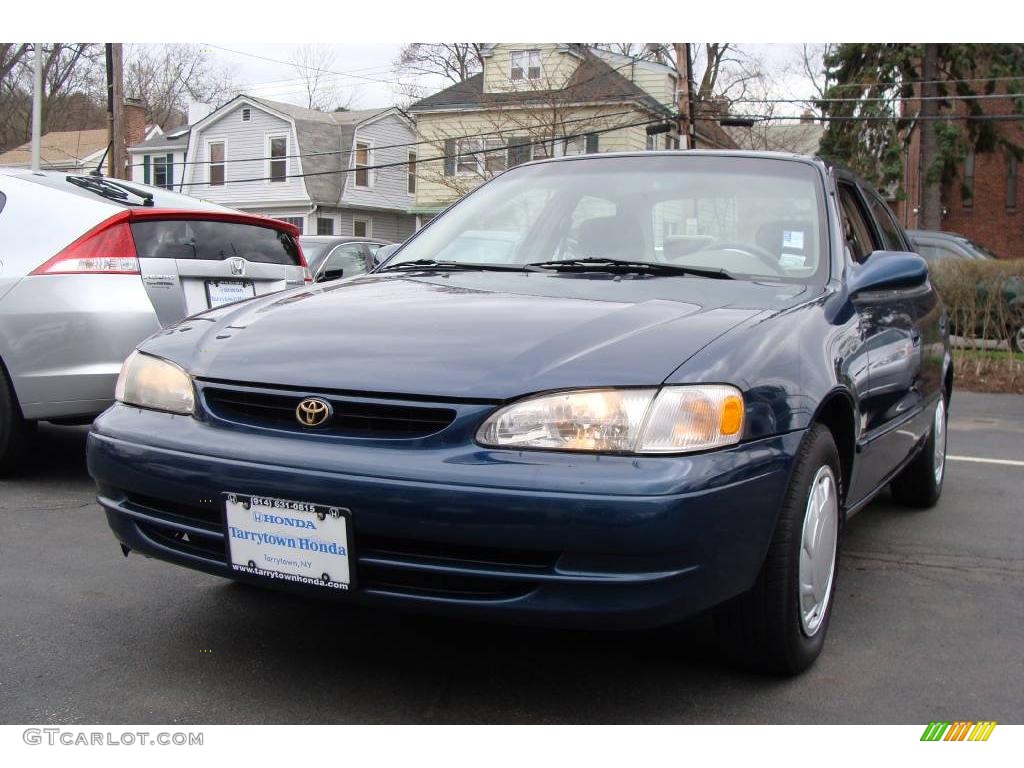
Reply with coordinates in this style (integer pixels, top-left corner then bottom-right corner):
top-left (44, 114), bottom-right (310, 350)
top-left (316, 267), bottom-right (345, 283)
top-left (848, 251), bottom-right (929, 297)
top-left (373, 243), bottom-right (400, 268)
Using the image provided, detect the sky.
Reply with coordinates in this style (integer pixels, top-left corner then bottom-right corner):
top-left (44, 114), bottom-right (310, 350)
top-left (207, 43), bottom-right (442, 110)
top-left (204, 43), bottom-right (822, 116)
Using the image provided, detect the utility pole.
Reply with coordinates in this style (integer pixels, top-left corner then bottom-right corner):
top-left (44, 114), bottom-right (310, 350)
top-left (919, 43), bottom-right (942, 230)
top-left (105, 43), bottom-right (125, 179)
top-left (674, 43), bottom-right (697, 150)
top-left (30, 43), bottom-right (43, 173)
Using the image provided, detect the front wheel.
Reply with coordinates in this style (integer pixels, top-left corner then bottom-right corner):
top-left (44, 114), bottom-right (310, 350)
top-left (1010, 324), bottom-right (1024, 355)
top-left (714, 424), bottom-right (841, 675)
top-left (890, 396), bottom-right (947, 508)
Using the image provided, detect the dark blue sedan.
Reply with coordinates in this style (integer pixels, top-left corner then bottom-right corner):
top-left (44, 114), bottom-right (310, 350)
top-left (88, 152), bottom-right (952, 674)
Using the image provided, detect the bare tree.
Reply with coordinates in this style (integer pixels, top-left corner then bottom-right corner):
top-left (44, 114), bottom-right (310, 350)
top-left (125, 44), bottom-right (238, 127)
top-left (288, 44), bottom-right (351, 112)
top-left (0, 43), bottom-right (105, 152)
top-left (398, 44), bottom-right (485, 84)
top-left (393, 44), bottom-right (485, 108)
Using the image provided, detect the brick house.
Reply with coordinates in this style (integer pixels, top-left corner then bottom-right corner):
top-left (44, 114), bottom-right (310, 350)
top-left (896, 84), bottom-right (1022, 259)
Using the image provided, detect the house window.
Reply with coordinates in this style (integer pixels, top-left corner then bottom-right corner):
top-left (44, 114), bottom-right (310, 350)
top-left (407, 152), bottom-right (417, 194)
top-left (963, 150), bottom-right (975, 208)
top-left (152, 156), bottom-right (169, 189)
top-left (316, 217), bottom-right (334, 236)
top-left (457, 139), bottom-right (506, 175)
top-left (353, 217), bottom-right (371, 238)
top-left (241, 108), bottom-right (251, 122)
top-left (1008, 155), bottom-right (1018, 210)
top-left (563, 136), bottom-right (587, 157)
top-left (209, 141), bottom-right (225, 186)
top-left (531, 139), bottom-right (552, 161)
top-left (510, 50), bottom-right (541, 82)
top-left (269, 136), bottom-right (287, 183)
top-left (646, 134), bottom-right (658, 151)
top-left (276, 216), bottom-right (304, 234)
top-left (354, 141), bottom-right (371, 187)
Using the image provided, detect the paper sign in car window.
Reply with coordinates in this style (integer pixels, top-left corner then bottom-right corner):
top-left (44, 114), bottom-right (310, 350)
top-left (779, 253), bottom-right (808, 268)
top-left (783, 230), bottom-right (805, 250)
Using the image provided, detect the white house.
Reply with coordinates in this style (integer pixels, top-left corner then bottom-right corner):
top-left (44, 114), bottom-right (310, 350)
top-left (176, 95), bottom-right (418, 240)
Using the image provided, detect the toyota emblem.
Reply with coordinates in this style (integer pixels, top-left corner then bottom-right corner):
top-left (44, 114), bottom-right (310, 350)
top-left (295, 398), bottom-right (333, 427)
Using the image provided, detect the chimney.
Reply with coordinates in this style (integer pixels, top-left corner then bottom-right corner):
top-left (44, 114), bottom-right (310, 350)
top-left (188, 101), bottom-right (213, 126)
top-left (122, 97), bottom-right (147, 149)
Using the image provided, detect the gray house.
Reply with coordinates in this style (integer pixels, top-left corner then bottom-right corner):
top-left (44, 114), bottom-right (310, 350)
top-left (179, 95), bottom-right (418, 241)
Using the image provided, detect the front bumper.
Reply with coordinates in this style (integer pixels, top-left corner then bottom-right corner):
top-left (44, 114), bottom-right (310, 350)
top-left (88, 404), bottom-right (804, 629)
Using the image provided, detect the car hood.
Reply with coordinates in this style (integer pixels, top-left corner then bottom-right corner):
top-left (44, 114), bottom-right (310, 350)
top-left (141, 271), bottom-right (810, 400)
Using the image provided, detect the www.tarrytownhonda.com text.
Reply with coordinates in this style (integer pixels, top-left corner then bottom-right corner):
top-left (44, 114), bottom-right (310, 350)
top-left (23, 728), bottom-right (203, 746)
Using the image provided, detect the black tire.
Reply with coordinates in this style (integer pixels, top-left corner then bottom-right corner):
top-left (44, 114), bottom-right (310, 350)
top-left (890, 395), bottom-right (947, 508)
top-left (714, 424), bottom-right (842, 675)
top-left (0, 360), bottom-right (33, 476)
top-left (1010, 324), bottom-right (1024, 355)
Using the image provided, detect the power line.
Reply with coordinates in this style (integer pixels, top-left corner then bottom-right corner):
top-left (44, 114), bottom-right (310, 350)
top-left (728, 112), bottom-right (1024, 123)
top-left (174, 113), bottom-right (671, 188)
top-left (125, 108), bottom-right (640, 171)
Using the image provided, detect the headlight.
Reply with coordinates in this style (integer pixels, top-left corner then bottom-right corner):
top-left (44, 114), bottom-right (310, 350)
top-left (476, 385), bottom-right (744, 454)
top-left (114, 351), bottom-right (195, 415)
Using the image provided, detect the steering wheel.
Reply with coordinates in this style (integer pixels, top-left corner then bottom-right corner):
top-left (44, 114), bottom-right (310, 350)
top-left (682, 240), bottom-right (785, 275)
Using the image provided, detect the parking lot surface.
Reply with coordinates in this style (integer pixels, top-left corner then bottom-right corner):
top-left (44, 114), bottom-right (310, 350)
top-left (1, 391), bottom-right (1021, 724)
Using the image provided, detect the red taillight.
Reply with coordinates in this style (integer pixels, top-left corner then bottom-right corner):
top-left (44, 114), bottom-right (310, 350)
top-left (31, 212), bottom-right (140, 276)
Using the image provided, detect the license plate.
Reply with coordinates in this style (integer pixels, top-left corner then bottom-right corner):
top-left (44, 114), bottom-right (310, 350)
top-left (224, 493), bottom-right (352, 591)
top-left (206, 280), bottom-right (255, 309)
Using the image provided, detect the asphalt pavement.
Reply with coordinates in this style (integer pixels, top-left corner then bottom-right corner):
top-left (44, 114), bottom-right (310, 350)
top-left (0, 391), bottom-right (1021, 724)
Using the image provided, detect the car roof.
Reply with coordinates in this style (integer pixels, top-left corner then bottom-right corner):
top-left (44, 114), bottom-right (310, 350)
top-left (520, 149), bottom-right (827, 168)
top-left (905, 229), bottom-right (969, 242)
top-left (0, 167), bottom-right (232, 212)
top-left (299, 236), bottom-right (391, 244)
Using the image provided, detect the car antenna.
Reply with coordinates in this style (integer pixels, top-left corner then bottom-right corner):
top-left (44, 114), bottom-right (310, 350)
top-left (90, 141), bottom-right (111, 177)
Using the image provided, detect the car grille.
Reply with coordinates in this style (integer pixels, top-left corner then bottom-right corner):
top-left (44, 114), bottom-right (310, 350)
top-left (201, 386), bottom-right (457, 439)
top-left (120, 493), bottom-right (554, 603)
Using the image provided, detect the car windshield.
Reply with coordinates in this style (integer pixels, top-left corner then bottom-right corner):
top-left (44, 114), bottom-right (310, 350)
top-left (388, 155), bottom-right (829, 283)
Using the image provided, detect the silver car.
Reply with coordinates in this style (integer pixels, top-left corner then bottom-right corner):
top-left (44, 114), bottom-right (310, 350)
top-left (0, 169), bottom-right (308, 473)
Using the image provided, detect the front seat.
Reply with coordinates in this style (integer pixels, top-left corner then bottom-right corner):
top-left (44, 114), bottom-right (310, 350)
top-left (576, 215), bottom-right (645, 260)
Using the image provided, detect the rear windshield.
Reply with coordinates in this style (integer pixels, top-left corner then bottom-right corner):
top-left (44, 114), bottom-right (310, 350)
top-left (130, 220), bottom-right (301, 265)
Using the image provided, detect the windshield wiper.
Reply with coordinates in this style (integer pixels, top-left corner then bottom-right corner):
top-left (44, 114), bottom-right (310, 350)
top-left (377, 259), bottom-right (540, 273)
top-left (526, 258), bottom-right (733, 279)
top-left (67, 175), bottom-right (154, 207)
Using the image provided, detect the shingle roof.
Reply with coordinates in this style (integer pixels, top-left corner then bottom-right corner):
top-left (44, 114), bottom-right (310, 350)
top-left (0, 128), bottom-right (107, 168)
top-left (244, 97), bottom-right (391, 203)
top-left (129, 129), bottom-right (190, 152)
top-left (408, 49), bottom-right (672, 116)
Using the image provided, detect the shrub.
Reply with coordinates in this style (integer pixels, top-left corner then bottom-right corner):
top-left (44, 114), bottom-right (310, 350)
top-left (929, 259), bottom-right (1024, 351)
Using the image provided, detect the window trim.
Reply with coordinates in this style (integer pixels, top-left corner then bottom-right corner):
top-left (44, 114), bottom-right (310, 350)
top-left (266, 133), bottom-right (289, 184)
top-left (354, 140), bottom-right (372, 188)
top-left (963, 150), bottom-right (975, 208)
top-left (152, 155), bottom-right (169, 190)
top-left (510, 49), bottom-right (542, 82)
top-left (352, 217), bottom-right (372, 238)
top-left (316, 216), bottom-right (335, 236)
top-left (1007, 155), bottom-right (1018, 210)
top-left (207, 139), bottom-right (226, 187)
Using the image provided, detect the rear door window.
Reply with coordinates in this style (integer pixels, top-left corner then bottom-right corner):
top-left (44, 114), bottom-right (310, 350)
top-left (864, 192), bottom-right (907, 251)
top-left (838, 184), bottom-right (878, 264)
top-left (130, 220), bottom-right (302, 265)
